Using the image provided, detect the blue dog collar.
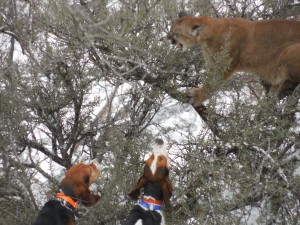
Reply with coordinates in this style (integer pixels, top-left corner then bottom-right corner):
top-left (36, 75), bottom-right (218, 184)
top-left (139, 200), bottom-right (162, 211)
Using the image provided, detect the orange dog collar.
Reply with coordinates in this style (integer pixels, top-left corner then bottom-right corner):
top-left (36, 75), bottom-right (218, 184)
top-left (142, 197), bottom-right (163, 206)
top-left (56, 192), bottom-right (79, 209)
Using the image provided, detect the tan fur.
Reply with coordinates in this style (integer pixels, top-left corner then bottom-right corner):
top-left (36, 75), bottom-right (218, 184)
top-left (168, 16), bottom-right (300, 106)
top-left (32, 162), bottom-right (101, 225)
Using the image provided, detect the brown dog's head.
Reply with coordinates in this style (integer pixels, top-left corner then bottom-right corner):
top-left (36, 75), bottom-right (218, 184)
top-left (145, 138), bottom-right (170, 178)
top-left (167, 13), bottom-right (203, 51)
top-left (60, 161), bottom-right (101, 207)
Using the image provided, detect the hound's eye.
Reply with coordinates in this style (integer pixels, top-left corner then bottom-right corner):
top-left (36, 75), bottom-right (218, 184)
top-left (84, 175), bottom-right (90, 184)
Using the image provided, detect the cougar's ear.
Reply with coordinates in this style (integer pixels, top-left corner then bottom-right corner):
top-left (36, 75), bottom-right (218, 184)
top-left (178, 11), bottom-right (188, 18)
top-left (191, 25), bottom-right (202, 36)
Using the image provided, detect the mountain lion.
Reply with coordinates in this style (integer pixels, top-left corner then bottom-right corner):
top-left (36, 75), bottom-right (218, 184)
top-left (168, 14), bottom-right (300, 106)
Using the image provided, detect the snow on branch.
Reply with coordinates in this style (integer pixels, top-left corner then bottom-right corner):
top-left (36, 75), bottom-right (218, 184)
top-left (289, 0), bottom-right (300, 6)
top-left (251, 144), bottom-right (289, 186)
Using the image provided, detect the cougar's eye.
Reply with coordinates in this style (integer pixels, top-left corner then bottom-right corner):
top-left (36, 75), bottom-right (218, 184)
top-left (191, 25), bottom-right (202, 36)
top-left (173, 33), bottom-right (179, 39)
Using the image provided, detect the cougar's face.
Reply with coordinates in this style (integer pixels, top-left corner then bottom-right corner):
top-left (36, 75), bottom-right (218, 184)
top-left (168, 16), bottom-right (202, 51)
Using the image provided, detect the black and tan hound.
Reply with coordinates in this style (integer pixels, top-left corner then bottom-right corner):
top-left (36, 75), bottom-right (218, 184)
top-left (121, 139), bottom-right (173, 225)
top-left (32, 161), bottom-right (101, 225)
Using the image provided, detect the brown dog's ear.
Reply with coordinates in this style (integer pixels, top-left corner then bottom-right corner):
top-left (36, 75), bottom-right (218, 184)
top-left (160, 177), bottom-right (173, 209)
top-left (178, 11), bottom-right (188, 18)
top-left (128, 176), bottom-right (147, 200)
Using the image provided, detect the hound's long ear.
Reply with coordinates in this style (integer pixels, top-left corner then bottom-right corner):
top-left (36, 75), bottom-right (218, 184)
top-left (128, 177), bottom-right (147, 200)
top-left (160, 177), bottom-right (173, 209)
top-left (178, 11), bottom-right (188, 18)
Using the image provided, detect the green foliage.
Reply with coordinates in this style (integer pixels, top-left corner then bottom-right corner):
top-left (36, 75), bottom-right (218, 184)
top-left (0, 0), bottom-right (299, 225)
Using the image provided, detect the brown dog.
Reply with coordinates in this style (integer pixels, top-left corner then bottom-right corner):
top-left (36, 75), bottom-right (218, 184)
top-left (128, 139), bottom-right (173, 208)
top-left (122, 139), bottom-right (173, 225)
top-left (32, 161), bottom-right (101, 225)
top-left (168, 13), bottom-right (300, 106)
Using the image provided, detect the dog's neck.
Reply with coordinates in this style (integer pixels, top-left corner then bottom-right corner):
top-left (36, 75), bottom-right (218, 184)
top-left (56, 183), bottom-right (79, 209)
top-left (60, 182), bottom-right (78, 199)
top-left (143, 182), bottom-right (163, 202)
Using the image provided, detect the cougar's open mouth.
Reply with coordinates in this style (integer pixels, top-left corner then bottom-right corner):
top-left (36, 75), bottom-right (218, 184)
top-left (177, 42), bottom-right (183, 50)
